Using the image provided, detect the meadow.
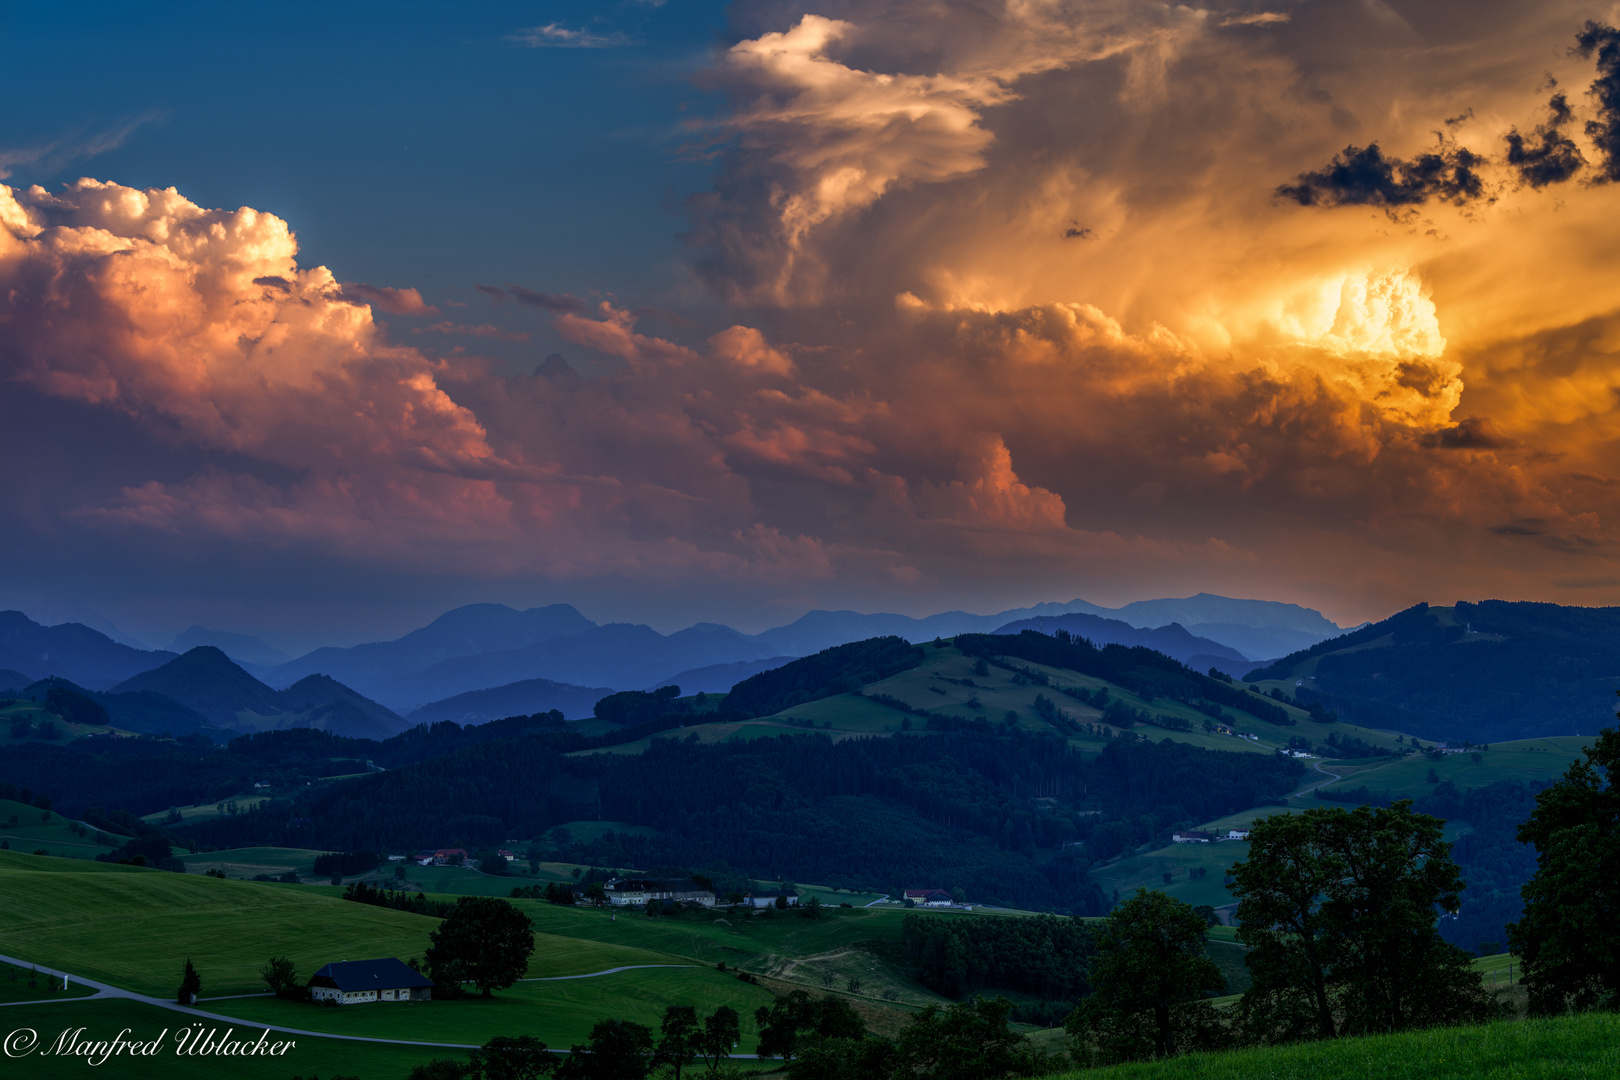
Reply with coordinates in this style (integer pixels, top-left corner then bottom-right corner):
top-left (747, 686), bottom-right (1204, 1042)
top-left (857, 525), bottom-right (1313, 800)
top-left (0, 851), bottom-right (682, 999)
top-left (0, 799), bottom-right (119, 860)
top-left (1045, 1013), bottom-right (1620, 1080)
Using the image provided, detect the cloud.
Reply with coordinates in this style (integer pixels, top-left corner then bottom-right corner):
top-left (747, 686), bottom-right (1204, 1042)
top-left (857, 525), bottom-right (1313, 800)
top-left (1574, 21), bottom-right (1620, 181)
top-left (341, 282), bottom-right (439, 316)
top-left (415, 321), bottom-right (530, 342)
top-left (507, 24), bottom-right (628, 49)
top-left (0, 112), bottom-right (166, 181)
top-left (1276, 143), bottom-right (1487, 213)
top-left (506, 284), bottom-right (585, 313)
top-left (25, 3), bottom-right (1620, 623)
top-left (1504, 92), bottom-right (1585, 188)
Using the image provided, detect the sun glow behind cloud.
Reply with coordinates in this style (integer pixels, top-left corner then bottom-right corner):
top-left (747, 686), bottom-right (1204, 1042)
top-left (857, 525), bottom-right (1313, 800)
top-left (10, 1), bottom-right (1620, 624)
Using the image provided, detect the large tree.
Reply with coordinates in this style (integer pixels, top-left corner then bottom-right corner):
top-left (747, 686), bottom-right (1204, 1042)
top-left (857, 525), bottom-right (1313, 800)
top-left (424, 896), bottom-right (536, 997)
top-left (556, 1018), bottom-right (654, 1080)
top-left (1508, 725), bottom-right (1620, 1014)
top-left (1231, 801), bottom-right (1497, 1041)
top-left (1065, 888), bottom-right (1225, 1063)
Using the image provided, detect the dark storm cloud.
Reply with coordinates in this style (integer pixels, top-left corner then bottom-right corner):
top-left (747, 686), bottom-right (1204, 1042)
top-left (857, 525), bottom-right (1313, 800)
top-left (506, 285), bottom-right (586, 313)
top-left (1422, 417), bottom-right (1510, 450)
top-left (1574, 21), bottom-right (1620, 182)
top-left (1505, 92), bottom-right (1585, 188)
top-left (1277, 143), bottom-right (1486, 213)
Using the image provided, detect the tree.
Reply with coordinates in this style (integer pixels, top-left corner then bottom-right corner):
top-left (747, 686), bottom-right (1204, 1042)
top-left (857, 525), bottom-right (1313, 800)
top-left (653, 1005), bottom-right (701, 1080)
top-left (473, 1035), bottom-right (556, 1080)
top-left (755, 991), bottom-right (866, 1061)
top-left (1508, 724), bottom-right (1620, 1014)
top-left (800, 895), bottom-right (823, 919)
top-left (698, 1005), bottom-right (740, 1073)
top-left (1066, 889), bottom-right (1224, 1063)
top-left (474, 850), bottom-right (510, 876)
top-left (556, 1018), bottom-right (655, 1080)
top-left (177, 959), bottom-right (201, 1004)
top-left (261, 956), bottom-right (300, 999)
top-left (1231, 802), bottom-right (1497, 1043)
top-left (896, 997), bottom-right (1046, 1080)
top-left (425, 897), bottom-right (537, 997)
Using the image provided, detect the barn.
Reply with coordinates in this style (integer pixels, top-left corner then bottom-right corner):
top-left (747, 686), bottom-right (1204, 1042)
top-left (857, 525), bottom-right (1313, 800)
top-left (306, 958), bottom-right (434, 1004)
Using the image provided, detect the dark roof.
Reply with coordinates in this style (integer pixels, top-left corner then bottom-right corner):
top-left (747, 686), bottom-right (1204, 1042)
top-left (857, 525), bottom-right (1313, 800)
top-left (747, 889), bottom-right (798, 898)
top-left (307, 958), bottom-right (433, 992)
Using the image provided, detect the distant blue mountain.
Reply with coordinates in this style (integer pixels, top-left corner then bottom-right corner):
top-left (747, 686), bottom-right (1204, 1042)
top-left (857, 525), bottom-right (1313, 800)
top-left (404, 677), bottom-right (614, 727)
top-left (264, 594), bottom-right (1350, 712)
top-left (990, 613), bottom-right (1261, 677)
top-left (0, 610), bottom-right (176, 690)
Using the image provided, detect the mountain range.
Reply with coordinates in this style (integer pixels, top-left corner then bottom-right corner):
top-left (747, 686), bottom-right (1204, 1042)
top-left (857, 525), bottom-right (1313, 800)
top-left (0, 594), bottom-right (1354, 728)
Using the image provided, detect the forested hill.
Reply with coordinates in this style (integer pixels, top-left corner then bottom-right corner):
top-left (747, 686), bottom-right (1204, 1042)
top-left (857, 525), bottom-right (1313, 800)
top-left (180, 726), bottom-right (1299, 910)
top-left (1248, 600), bottom-right (1620, 743)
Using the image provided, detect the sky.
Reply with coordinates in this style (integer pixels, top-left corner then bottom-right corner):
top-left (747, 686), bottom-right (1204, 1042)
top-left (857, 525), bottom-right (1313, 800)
top-left (6, 0), bottom-right (1620, 649)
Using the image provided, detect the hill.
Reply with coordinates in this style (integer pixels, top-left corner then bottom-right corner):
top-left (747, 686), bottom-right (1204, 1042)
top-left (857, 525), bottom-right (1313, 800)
top-left (171, 624), bottom-right (291, 666)
top-left (17, 677), bottom-right (218, 739)
top-left (1248, 600), bottom-right (1620, 743)
top-left (405, 676), bottom-right (613, 726)
top-left (991, 613), bottom-right (1254, 675)
top-left (112, 647), bottom-right (407, 739)
top-left (0, 609), bottom-right (174, 689)
top-left (259, 595), bottom-right (1351, 715)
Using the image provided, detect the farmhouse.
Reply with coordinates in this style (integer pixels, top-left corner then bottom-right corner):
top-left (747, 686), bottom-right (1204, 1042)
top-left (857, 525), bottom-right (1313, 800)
top-left (1172, 830), bottom-right (1214, 844)
top-left (306, 958), bottom-right (433, 1004)
top-left (904, 889), bottom-right (953, 907)
top-left (604, 878), bottom-right (717, 907)
top-left (743, 888), bottom-right (799, 908)
top-left (1225, 829), bottom-right (1251, 841)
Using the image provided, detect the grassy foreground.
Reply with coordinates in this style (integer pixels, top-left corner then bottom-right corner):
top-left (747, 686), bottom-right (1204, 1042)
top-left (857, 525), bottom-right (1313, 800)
top-left (1047, 1013), bottom-right (1620, 1080)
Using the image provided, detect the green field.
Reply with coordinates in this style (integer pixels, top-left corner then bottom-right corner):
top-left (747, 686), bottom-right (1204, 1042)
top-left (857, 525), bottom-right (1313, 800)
top-left (0, 799), bottom-right (120, 861)
top-left (0, 852), bottom-right (678, 1000)
top-left (1046, 1012), bottom-right (1620, 1080)
top-left (178, 847), bottom-right (329, 879)
top-left (221, 964), bottom-right (778, 1050)
top-left (1311, 736), bottom-right (1588, 803)
top-left (0, 960), bottom-right (96, 1003)
top-left (0, 999), bottom-right (452, 1080)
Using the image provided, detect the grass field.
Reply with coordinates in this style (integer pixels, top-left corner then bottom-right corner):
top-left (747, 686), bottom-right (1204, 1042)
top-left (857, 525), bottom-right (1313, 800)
top-left (178, 847), bottom-right (329, 879)
top-left (0, 852), bottom-right (678, 999)
top-left (1311, 736), bottom-right (1589, 803)
top-left (0, 960), bottom-right (96, 1003)
top-left (221, 964), bottom-right (779, 1050)
top-left (1043, 1012), bottom-right (1620, 1080)
top-left (0, 998), bottom-right (452, 1079)
top-left (0, 799), bottom-right (120, 861)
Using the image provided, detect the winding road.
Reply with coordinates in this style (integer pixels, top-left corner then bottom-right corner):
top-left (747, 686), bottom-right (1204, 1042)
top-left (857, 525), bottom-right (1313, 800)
top-left (0, 954), bottom-right (750, 1055)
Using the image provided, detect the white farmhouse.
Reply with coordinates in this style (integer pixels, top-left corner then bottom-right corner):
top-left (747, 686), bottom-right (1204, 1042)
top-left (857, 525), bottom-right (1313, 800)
top-left (306, 958), bottom-right (433, 1004)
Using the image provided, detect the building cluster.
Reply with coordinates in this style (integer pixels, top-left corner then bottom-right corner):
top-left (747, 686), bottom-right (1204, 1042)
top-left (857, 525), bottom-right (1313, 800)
top-left (1171, 828), bottom-right (1250, 844)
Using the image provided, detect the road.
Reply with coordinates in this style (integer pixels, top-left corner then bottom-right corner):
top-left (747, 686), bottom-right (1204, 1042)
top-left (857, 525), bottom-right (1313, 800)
top-left (0, 954), bottom-right (753, 1056)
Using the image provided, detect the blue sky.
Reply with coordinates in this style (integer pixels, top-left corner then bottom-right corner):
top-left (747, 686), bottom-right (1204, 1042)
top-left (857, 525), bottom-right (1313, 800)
top-left (2, 2), bottom-right (730, 331)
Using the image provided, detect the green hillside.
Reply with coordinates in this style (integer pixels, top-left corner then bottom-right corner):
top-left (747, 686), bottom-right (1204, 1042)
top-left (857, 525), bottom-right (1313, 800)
top-left (1248, 600), bottom-right (1620, 744)
top-left (0, 798), bottom-right (120, 860)
top-left (1044, 1013), bottom-right (1620, 1080)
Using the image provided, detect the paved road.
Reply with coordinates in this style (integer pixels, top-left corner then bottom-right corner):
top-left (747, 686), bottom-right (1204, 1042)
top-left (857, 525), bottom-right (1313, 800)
top-left (0, 954), bottom-right (757, 1056)
top-left (1293, 759), bottom-right (1345, 799)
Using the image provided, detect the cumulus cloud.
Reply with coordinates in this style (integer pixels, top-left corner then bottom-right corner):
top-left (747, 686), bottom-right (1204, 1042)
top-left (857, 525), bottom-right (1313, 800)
top-left (19, 0), bottom-right (1620, 620)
